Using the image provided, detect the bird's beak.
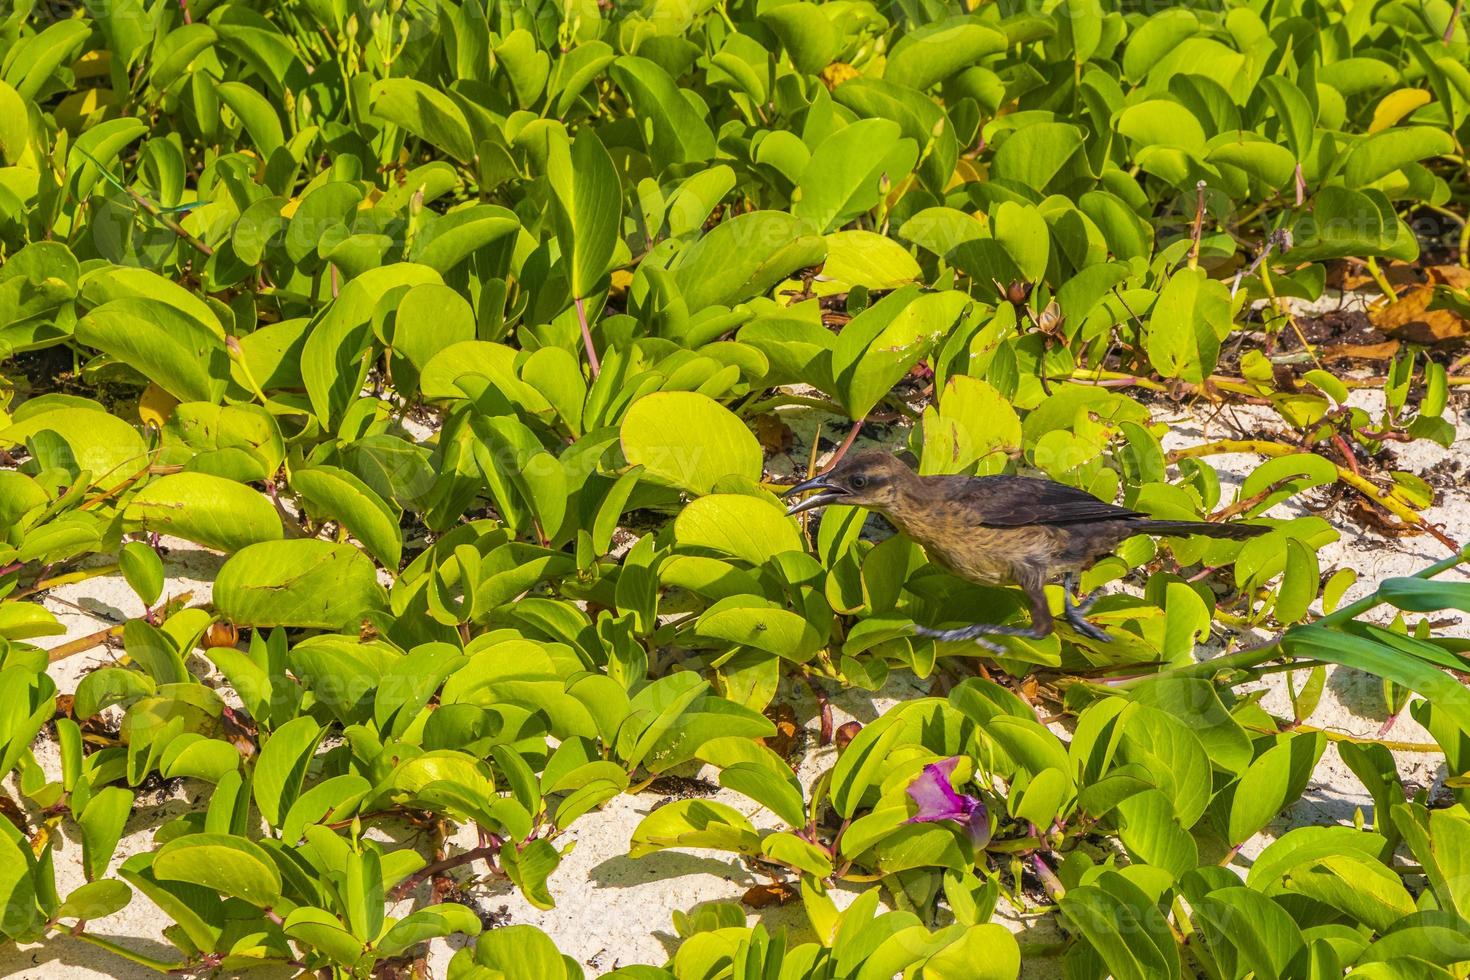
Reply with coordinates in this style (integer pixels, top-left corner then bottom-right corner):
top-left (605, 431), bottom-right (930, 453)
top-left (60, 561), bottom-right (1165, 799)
top-left (782, 475), bottom-right (848, 515)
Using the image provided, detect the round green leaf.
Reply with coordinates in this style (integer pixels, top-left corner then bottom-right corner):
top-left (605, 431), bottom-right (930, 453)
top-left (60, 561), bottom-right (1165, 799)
top-left (620, 391), bottom-right (761, 495)
top-left (673, 494), bottom-right (804, 564)
top-left (213, 540), bottom-right (387, 630)
top-left (124, 472), bottom-right (283, 553)
top-left (152, 833), bottom-right (283, 908)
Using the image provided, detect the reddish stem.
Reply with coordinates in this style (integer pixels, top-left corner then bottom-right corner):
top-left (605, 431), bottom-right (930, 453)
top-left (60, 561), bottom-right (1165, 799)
top-left (575, 296), bottom-right (601, 378)
top-left (824, 418), bottom-right (864, 471)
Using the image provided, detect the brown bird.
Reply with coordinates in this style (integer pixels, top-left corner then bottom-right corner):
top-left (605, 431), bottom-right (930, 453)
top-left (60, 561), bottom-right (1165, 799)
top-left (783, 452), bottom-right (1271, 651)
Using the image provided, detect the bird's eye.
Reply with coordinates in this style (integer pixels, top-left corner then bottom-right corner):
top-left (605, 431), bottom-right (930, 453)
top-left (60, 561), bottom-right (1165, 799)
top-left (849, 474), bottom-right (869, 490)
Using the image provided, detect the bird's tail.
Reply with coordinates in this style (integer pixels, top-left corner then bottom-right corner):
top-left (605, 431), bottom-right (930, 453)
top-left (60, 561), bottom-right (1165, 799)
top-left (1142, 519), bottom-right (1272, 540)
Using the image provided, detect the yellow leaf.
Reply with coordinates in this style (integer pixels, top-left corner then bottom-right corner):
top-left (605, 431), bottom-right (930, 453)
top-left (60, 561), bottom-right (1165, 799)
top-left (820, 62), bottom-right (860, 91)
top-left (139, 383), bottom-right (179, 429)
top-left (946, 158), bottom-right (986, 192)
top-left (72, 49), bottom-right (111, 80)
top-left (1369, 89), bottom-right (1431, 133)
top-left (55, 88), bottom-right (117, 130)
top-left (609, 268), bottom-right (634, 298)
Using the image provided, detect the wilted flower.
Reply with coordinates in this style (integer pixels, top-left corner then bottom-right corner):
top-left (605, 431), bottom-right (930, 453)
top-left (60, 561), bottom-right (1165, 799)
top-left (905, 757), bottom-right (991, 849)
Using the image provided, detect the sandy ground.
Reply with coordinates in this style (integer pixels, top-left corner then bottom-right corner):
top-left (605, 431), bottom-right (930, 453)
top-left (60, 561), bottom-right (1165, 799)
top-left (3, 380), bottom-right (1467, 978)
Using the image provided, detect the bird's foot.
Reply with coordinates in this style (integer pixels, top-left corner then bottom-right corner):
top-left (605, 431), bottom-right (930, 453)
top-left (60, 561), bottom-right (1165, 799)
top-left (912, 622), bottom-right (1050, 655)
top-left (1062, 585), bottom-right (1111, 643)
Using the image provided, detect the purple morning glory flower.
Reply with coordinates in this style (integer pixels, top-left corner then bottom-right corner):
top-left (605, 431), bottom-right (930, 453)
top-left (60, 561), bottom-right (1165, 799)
top-left (906, 757), bottom-right (991, 849)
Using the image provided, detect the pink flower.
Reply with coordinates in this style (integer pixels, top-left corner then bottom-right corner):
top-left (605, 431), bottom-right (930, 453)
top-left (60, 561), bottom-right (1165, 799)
top-left (906, 757), bottom-right (991, 849)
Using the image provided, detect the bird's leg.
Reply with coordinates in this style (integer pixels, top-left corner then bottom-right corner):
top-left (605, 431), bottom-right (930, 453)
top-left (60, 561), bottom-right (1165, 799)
top-left (1062, 571), bottom-right (1111, 642)
top-left (913, 568), bottom-right (1056, 653)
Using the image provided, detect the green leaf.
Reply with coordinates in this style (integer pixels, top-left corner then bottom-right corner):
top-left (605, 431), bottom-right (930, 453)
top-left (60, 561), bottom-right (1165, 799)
top-left (1283, 627), bottom-right (1470, 741)
top-left (673, 494), bottom-right (805, 564)
top-left (253, 716), bottom-right (324, 830)
top-left (1376, 576), bottom-right (1470, 614)
top-left (76, 299), bottom-right (228, 404)
top-left (831, 716), bottom-right (908, 818)
top-left (761, 832), bottom-right (832, 877)
top-left (377, 904), bottom-right (483, 957)
top-left (1194, 887), bottom-right (1306, 980)
top-left (214, 80), bottom-right (284, 158)
top-left (369, 78), bottom-right (475, 162)
top-left (501, 838), bottom-right (561, 911)
top-left (990, 122), bottom-right (1087, 193)
top-left (0, 408), bottom-right (149, 484)
top-left (1227, 733), bottom-right (1327, 845)
top-left (885, 17), bottom-right (1007, 91)
top-left (0, 472), bottom-right (47, 529)
top-left (758, 3), bottom-right (839, 74)
top-left (78, 787), bottom-right (134, 881)
top-left (283, 906), bottom-right (364, 966)
top-left (696, 597), bottom-right (823, 662)
top-left (290, 465), bottom-right (403, 569)
top-left (1280, 852), bottom-right (1417, 932)
top-left (1117, 99), bottom-right (1207, 155)
top-left (620, 391), bottom-right (761, 495)
top-left (718, 761), bottom-right (806, 828)
top-left (455, 925), bottom-right (570, 979)
top-left (629, 799), bottom-right (761, 858)
top-left (1119, 705), bottom-right (1212, 826)
top-left (919, 375), bottom-right (1021, 475)
top-left (213, 540), bottom-right (387, 631)
top-left (118, 541), bottom-right (164, 608)
top-left (819, 230), bottom-right (923, 290)
top-left (1238, 453), bottom-right (1338, 513)
top-left (0, 81), bottom-right (29, 163)
top-left (921, 922), bottom-right (1021, 979)
top-left (301, 264), bottom-right (441, 426)
top-left (794, 119), bottom-right (916, 233)
top-left (673, 211), bottom-right (826, 310)
top-left (1343, 126), bottom-right (1456, 187)
top-left (1391, 803), bottom-right (1470, 918)
top-left (74, 667), bottom-right (156, 718)
top-left (1146, 267), bottom-right (1230, 383)
top-left (832, 286), bottom-right (970, 418)
top-left (1060, 872), bottom-right (1181, 980)
top-left (152, 833), bottom-right (283, 908)
top-left (124, 472), bottom-right (283, 553)
top-left (548, 128), bottom-right (622, 300)
top-left (56, 880), bottom-right (132, 922)
top-left (610, 56), bottom-right (717, 169)
top-left (122, 619), bottom-right (188, 685)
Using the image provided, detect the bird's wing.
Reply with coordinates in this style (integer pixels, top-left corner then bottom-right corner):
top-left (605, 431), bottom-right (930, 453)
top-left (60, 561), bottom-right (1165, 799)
top-left (941, 475), bottom-right (1145, 527)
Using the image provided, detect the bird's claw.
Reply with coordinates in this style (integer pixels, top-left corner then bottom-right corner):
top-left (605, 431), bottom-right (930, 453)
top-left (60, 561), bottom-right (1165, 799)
top-left (912, 622), bottom-right (1048, 654)
top-left (1065, 613), bottom-right (1112, 643)
top-left (1061, 578), bottom-right (1111, 643)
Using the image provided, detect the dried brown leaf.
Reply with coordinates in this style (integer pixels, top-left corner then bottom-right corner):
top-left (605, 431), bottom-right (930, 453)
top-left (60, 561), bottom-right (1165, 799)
top-left (741, 881), bottom-right (798, 907)
top-left (1369, 285), bottom-right (1470, 347)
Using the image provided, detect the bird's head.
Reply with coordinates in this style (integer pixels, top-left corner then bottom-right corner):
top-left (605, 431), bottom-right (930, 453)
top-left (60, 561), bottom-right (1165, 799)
top-left (783, 452), bottom-right (916, 516)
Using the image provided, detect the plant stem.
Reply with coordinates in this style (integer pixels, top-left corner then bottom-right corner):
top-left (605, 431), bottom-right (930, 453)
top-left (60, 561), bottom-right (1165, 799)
top-left (575, 296), bottom-right (601, 378)
top-left (1125, 544), bottom-right (1470, 685)
top-left (46, 625), bottom-right (125, 664)
top-left (1187, 180), bottom-right (1207, 270)
top-left (392, 842), bottom-right (501, 899)
top-left (17, 564), bottom-right (120, 600)
top-left (1169, 439), bottom-right (1462, 553)
top-left (825, 418), bottom-right (864, 469)
top-left (1363, 257), bottom-right (1397, 302)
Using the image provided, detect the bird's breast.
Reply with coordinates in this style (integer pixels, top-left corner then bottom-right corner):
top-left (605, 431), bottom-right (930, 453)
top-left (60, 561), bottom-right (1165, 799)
top-left (887, 510), bottom-right (1046, 586)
